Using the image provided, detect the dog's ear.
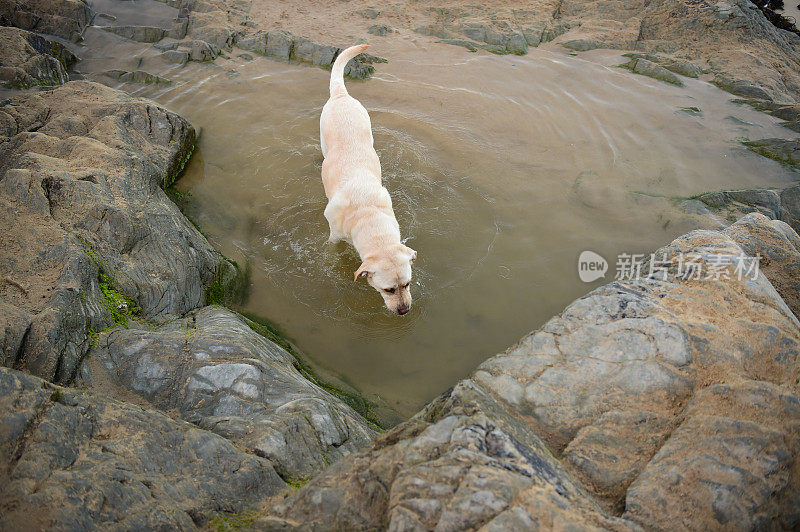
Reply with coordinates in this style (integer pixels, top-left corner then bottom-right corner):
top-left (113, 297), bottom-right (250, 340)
top-left (354, 263), bottom-right (372, 282)
top-left (404, 246), bottom-right (417, 264)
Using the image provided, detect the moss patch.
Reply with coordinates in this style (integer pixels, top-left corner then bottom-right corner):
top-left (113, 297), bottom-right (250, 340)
top-left (278, 473), bottom-right (311, 489)
top-left (163, 139), bottom-right (196, 189)
top-left (82, 244), bottom-right (142, 327)
top-left (209, 511), bottom-right (259, 531)
top-left (743, 140), bottom-right (800, 170)
top-left (99, 270), bottom-right (140, 327)
top-left (206, 260), bottom-right (251, 307)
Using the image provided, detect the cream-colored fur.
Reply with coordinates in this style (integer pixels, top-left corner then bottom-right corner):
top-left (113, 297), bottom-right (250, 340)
top-left (320, 44), bottom-right (416, 315)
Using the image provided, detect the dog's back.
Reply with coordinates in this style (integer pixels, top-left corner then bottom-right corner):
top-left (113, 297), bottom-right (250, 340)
top-left (320, 45), bottom-right (381, 199)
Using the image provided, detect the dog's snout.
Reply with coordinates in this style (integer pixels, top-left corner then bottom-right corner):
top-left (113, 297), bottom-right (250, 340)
top-left (397, 306), bottom-right (410, 315)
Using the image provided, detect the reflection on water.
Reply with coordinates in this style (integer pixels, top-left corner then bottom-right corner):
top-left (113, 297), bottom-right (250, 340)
top-left (80, 25), bottom-right (798, 416)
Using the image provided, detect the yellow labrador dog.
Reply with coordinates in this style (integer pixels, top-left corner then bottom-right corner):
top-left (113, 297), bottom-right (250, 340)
top-left (320, 44), bottom-right (416, 315)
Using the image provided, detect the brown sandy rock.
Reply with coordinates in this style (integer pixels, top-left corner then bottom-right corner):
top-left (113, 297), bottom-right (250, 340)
top-left (0, 0), bottom-right (91, 42)
top-left (0, 81), bottom-right (234, 384)
top-left (0, 366), bottom-right (286, 529)
top-left (0, 27), bottom-right (76, 88)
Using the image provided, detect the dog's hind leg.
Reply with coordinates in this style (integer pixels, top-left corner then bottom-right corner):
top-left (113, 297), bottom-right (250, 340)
top-left (320, 118), bottom-right (328, 158)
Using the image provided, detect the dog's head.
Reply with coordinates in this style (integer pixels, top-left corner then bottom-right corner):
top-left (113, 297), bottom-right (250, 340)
top-left (355, 244), bottom-right (417, 315)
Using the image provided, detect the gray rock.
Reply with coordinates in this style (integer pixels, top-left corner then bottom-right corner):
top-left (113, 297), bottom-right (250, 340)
top-left (448, 22), bottom-right (528, 55)
top-left (541, 22), bottom-right (571, 43)
top-left (153, 40), bottom-right (179, 51)
top-left (695, 186), bottom-right (800, 242)
top-left (168, 17), bottom-right (188, 39)
top-left (744, 138), bottom-right (800, 169)
top-left (713, 76), bottom-right (772, 100)
top-left (414, 25), bottom-right (456, 39)
top-left (161, 49), bottom-right (189, 64)
top-left (626, 58), bottom-right (684, 86)
top-left (0, 82), bottom-right (232, 383)
top-left (562, 39), bottom-right (602, 52)
top-left (188, 39), bottom-right (219, 61)
top-left (698, 188), bottom-right (783, 220)
top-left (726, 189), bottom-right (782, 212)
top-left (0, 366), bottom-right (285, 529)
top-left (781, 185), bottom-right (800, 233)
top-left (367, 24), bottom-right (393, 36)
top-left (235, 30), bottom-right (266, 54)
top-left (357, 7), bottom-right (380, 19)
top-left (506, 32), bottom-right (528, 55)
top-left (0, 0), bottom-right (91, 42)
top-left (343, 51), bottom-right (377, 80)
top-left (771, 106), bottom-right (800, 121)
top-left (522, 25), bottom-right (545, 47)
top-left (100, 25), bottom-right (167, 43)
top-left (457, 22), bottom-right (487, 42)
top-left (266, 29), bottom-right (293, 60)
top-left (0, 27), bottom-right (73, 88)
top-left (292, 37), bottom-right (337, 67)
top-left (698, 191), bottom-right (732, 209)
top-left (781, 120), bottom-right (800, 133)
top-left (662, 60), bottom-right (702, 78)
top-left (189, 24), bottom-right (233, 51)
top-left (440, 38), bottom-right (479, 52)
top-left (81, 306), bottom-right (377, 480)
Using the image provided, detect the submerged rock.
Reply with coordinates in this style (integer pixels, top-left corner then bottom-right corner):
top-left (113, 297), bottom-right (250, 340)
top-left (713, 76), bottom-right (773, 100)
top-left (743, 138), bottom-right (800, 169)
top-left (624, 58), bottom-right (684, 86)
top-left (80, 306), bottom-right (377, 481)
top-left (102, 69), bottom-right (171, 85)
top-left (694, 186), bottom-right (800, 234)
top-left (0, 366), bottom-right (285, 529)
top-left (261, 215), bottom-right (800, 529)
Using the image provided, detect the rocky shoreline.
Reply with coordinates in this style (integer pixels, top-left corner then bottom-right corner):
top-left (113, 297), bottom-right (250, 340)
top-left (259, 212), bottom-right (800, 530)
top-left (1, 0), bottom-right (800, 529)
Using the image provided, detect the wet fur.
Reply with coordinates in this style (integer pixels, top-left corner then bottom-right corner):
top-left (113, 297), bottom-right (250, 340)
top-left (320, 44), bottom-right (416, 315)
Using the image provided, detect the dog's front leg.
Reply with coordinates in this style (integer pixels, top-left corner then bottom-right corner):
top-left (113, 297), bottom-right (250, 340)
top-left (323, 195), bottom-right (348, 243)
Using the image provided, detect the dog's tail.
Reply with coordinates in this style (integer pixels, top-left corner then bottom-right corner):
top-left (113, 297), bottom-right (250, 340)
top-left (330, 44), bottom-right (370, 98)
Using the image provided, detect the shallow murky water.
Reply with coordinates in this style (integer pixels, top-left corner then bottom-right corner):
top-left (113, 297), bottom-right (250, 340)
top-left (77, 3), bottom-right (798, 415)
